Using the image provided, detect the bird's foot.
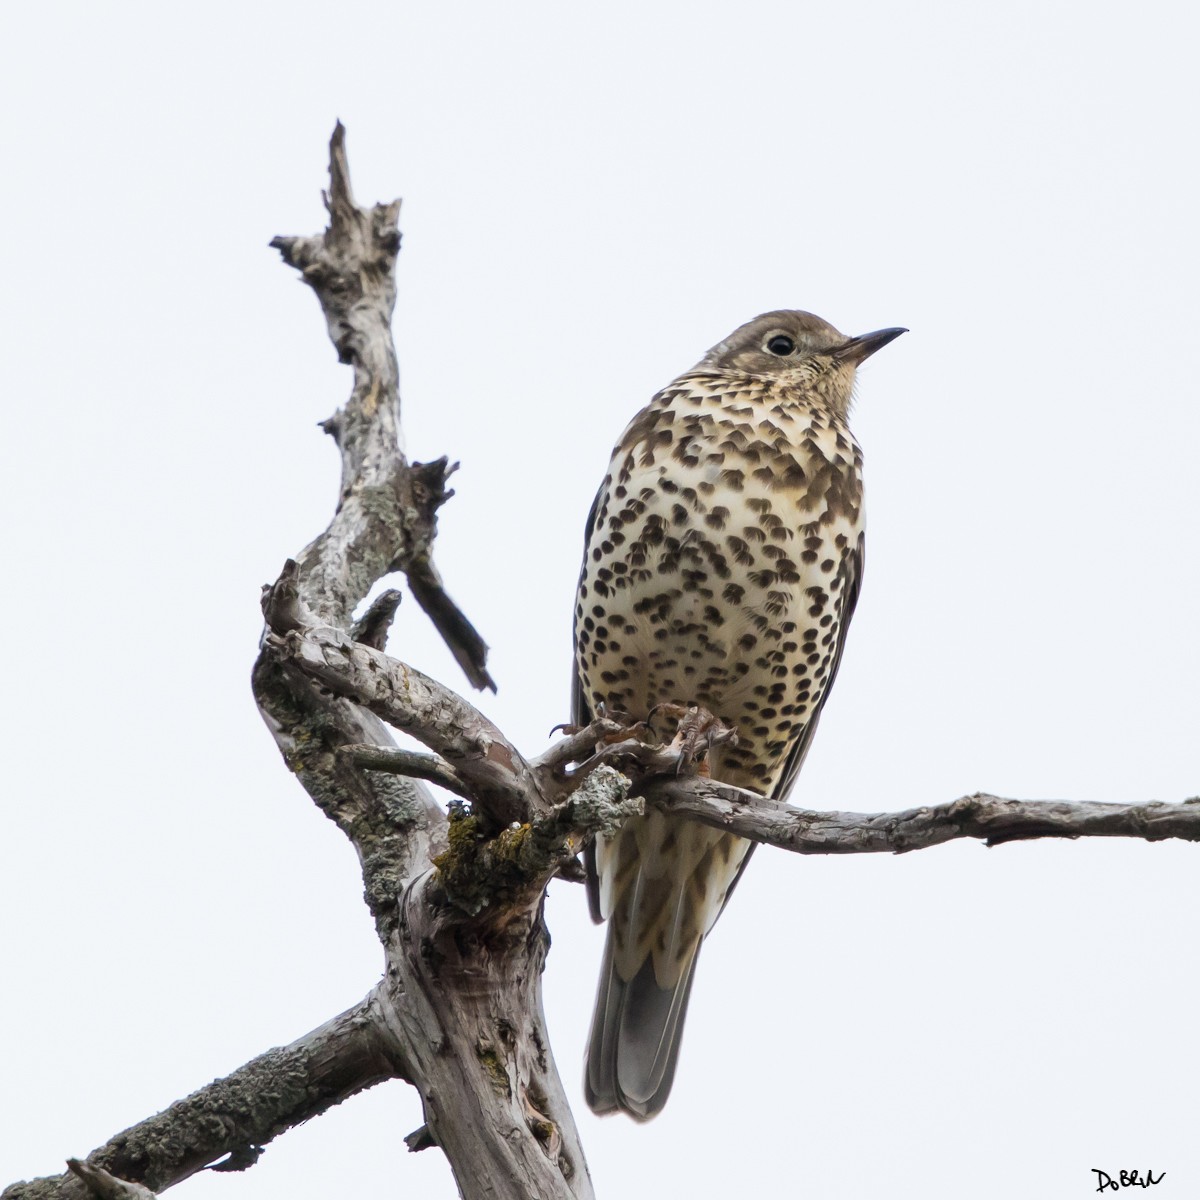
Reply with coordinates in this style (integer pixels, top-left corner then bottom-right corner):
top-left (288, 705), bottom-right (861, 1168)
top-left (539, 706), bottom-right (649, 778)
top-left (538, 704), bottom-right (735, 793)
top-left (548, 703), bottom-right (646, 745)
top-left (649, 703), bottom-right (738, 774)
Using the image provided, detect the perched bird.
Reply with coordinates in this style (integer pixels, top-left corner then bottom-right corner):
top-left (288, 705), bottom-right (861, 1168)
top-left (573, 310), bottom-right (905, 1119)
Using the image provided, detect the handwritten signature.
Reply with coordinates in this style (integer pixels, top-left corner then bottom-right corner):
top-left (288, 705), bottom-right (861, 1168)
top-left (1091, 1169), bottom-right (1165, 1192)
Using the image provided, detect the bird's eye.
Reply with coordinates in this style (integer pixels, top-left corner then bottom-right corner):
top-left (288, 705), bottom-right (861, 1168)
top-left (765, 334), bottom-right (795, 356)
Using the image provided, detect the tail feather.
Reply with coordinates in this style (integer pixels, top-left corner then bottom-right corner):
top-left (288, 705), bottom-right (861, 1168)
top-left (585, 813), bottom-right (754, 1119)
top-left (585, 924), bottom-right (700, 1121)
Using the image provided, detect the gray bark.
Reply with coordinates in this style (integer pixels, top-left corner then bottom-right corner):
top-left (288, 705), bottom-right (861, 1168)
top-left (8, 123), bottom-right (1197, 1200)
top-left (642, 779), bottom-right (1200, 852)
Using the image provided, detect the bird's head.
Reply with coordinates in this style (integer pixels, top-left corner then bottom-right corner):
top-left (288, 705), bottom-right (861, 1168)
top-left (699, 310), bottom-right (906, 416)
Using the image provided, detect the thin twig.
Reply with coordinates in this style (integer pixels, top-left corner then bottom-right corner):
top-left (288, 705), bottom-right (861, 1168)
top-left (351, 589), bottom-right (403, 650)
top-left (404, 1126), bottom-right (437, 1153)
top-left (399, 457), bottom-right (496, 692)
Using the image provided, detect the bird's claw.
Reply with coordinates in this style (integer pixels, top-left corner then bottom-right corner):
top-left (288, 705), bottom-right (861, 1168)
top-left (652, 703), bottom-right (738, 774)
top-left (549, 704), bottom-right (646, 745)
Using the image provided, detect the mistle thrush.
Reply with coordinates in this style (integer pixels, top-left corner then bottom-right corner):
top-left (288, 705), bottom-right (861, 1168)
top-left (573, 310), bottom-right (905, 1119)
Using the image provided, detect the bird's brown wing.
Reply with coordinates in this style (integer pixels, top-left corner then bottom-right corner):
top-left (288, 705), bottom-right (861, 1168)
top-left (769, 534), bottom-right (864, 805)
top-left (572, 485), bottom-right (605, 924)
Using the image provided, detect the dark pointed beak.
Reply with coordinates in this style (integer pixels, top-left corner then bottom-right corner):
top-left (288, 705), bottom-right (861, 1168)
top-left (834, 326), bottom-right (908, 365)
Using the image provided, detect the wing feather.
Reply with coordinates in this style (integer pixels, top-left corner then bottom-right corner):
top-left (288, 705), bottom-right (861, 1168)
top-left (573, 485), bottom-right (605, 924)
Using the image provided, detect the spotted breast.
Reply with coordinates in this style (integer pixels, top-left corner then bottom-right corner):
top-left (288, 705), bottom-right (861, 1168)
top-left (573, 309), bottom-right (905, 1119)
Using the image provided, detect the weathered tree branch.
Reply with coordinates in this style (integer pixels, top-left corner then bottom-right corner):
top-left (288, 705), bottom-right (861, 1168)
top-left (253, 124), bottom-right (591, 1199)
top-left (350, 587), bottom-right (403, 650)
top-left (345, 742), bottom-right (475, 800)
top-left (398, 457), bottom-right (496, 692)
top-left (643, 778), bottom-right (1200, 852)
top-left (267, 624), bottom-right (1200, 859)
top-left (563, 734), bottom-right (1200, 852)
top-left (261, 619), bottom-right (541, 830)
top-left (2, 993), bottom-right (405, 1200)
top-left (268, 123), bottom-right (493, 690)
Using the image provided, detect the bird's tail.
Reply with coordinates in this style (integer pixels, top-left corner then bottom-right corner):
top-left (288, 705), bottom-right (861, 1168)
top-left (584, 812), bottom-right (753, 1119)
top-left (584, 922), bottom-right (701, 1121)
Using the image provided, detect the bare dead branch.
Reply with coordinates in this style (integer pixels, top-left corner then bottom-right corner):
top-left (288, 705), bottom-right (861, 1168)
top-left (541, 727), bottom-right (1200, 854)
top-left (404, 1124), bottom-right (437, 1153)
top-left (263, 623), bottom-right (542, 829)
top-left (258, 558), bottom-right (313, 634)
top-left (344, 742), bottom-right (474, 800)
top-left (2, 993), bottom-right (404, 1200)
top-left (643, 780), bottom-right (1200, 853)
top-left (254, 125), bottom-right (590, 1199)
top-left (268, 123), bottom-right (491, 690)
top-left (255, 124), bottom-right (450, 934)
top-left (400, 456), bottom-right (496, 692)
top-left (268, 123), bottom-right (406, 630)
top-left (350, 587), bottom-right (403, 650)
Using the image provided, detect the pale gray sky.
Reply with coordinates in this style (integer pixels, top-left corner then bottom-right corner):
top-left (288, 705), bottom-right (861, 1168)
top-left (3, 2), bottom-right (1198, 1198)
